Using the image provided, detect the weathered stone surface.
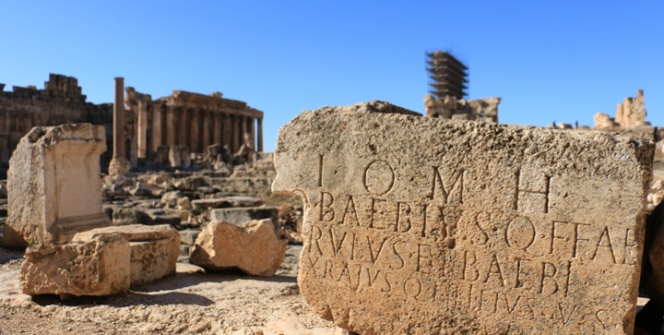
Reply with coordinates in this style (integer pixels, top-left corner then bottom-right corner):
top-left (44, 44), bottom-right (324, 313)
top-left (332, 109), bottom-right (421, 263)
top-left (73, 224), bottom-right (179, 286)
top-left (594, 112), bottom-right (619, 131)
top-left (190, 219), bottom-right (287, 276)
top-left (272, 101), bottom-right (653, 335)
top-left (207, 177), bottom-right (273, 195)
top-left (142, 209), bottom-right (182, 226)
top-left (5, 123), bottom-right (110, 247)
top-left (169, 145), bottom-right (191, 169)
top-left (210, 206), bottom-right (278, 226)
top-left (21, 233), bottom-right (130, 296)
top-left (191, 196), bottom-right (262, 210)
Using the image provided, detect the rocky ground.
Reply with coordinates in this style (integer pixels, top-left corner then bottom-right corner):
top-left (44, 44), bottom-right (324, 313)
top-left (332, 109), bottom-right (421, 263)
top-left (0, 149), bottom-right (662, 334)
top-left (0, 153), bottom-right (345, 335)
top-left (0, 245), bottom-right (344, 335)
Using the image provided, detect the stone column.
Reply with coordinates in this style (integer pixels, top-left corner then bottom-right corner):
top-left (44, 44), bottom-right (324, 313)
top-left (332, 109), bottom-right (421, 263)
top-left (229, 115), bottom-right (237, 152)
top-left (248, 117), bottom-right (255, 150)
top-left (166, 107), bottom-right (176, 145)
top-left (108, 77), bottom-right (130, 176)
top-left (223, 114), bottom-right (231, 149)
top-left (234, 114), bottom-right (242, 152)
top-left (152, 105), bottom-right (163, 152)
top-left (190, 109), bottom-right (201, 153)
top-left (137, 100), bottom-right (148, 159)
top-left (202, 111), bottom-right (212, 150)
top-left (257, 117), bottom-right (263, 152)
top-left (178, 107), bottom-right (188, 146)
top-left (616, 104), bottom-right (624, 126)
top-left (113, 78), bottom-right (124, 158)
top-left (241, 115), bottom-right (248, 147)
top-left (213, 112), bottom-right (223, 146)
top-left (623, 97), bottom-right (633, 128)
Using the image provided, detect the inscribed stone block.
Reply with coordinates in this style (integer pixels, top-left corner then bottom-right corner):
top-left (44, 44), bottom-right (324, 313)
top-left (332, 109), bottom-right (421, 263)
top-left (272, 101), bottom-right (653, 335)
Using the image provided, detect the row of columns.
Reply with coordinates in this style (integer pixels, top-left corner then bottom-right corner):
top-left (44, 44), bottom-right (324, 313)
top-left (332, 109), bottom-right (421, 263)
top-left (158, 107), bottom-right (262, 155)
top-left (114, 78), bottom-right (264, 167)
top-left (136, 103), bottom-right (264, 159)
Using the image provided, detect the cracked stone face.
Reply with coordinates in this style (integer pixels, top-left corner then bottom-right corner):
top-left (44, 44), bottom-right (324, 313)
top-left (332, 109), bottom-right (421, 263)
top-left (273, 101), bottom-right (653, 335)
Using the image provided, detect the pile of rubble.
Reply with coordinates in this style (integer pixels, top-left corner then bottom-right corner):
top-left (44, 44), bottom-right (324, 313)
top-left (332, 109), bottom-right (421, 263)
top-left (102, 150), bottom-right (302, 250)
top-left (2, 123), bottom-right (300, 301)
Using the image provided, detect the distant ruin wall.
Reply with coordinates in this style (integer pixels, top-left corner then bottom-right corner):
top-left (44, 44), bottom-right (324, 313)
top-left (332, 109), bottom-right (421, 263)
top-left (593, 90), bottom-right (655, 142)
top-left (424, 95), bottom-right (500, 123)
top-left (0, 74), bottom-right (113, 174)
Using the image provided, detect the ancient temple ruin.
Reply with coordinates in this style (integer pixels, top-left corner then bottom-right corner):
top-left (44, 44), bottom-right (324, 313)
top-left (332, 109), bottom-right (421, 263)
top-left (123, 81), bottom-right (264, 165)
top-left (423, 50), bottom-right (500, 122)
top-left (593, 90), bottom-right (654, 138)
top-left (0, 74), bottom-right (265, 175)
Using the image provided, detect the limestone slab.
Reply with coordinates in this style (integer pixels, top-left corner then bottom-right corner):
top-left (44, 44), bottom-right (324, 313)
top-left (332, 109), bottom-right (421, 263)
top-left (272, 101), bottom-right (653, 335)
top-left (21, 233), bottom-right (130, 297)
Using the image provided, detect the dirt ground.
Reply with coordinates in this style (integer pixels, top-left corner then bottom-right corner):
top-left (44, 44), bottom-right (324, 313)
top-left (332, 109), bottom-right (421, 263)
top-left (0, 245), bottom-right (342, 335)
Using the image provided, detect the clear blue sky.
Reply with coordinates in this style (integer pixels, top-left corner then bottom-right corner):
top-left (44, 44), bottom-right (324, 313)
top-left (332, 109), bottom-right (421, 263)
top-left (1, 1), bottom-right (662, 152)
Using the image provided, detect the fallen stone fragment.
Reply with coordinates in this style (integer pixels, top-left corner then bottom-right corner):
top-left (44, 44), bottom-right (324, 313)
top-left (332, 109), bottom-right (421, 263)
top-left (191, 196), bottom-right (263, 210)
top-left (272, 101), bottom-right (653, 335)
top-left (190, 219), bottom-right (287, 276)
top-left (169, 145), bottom-right (191, 168)
top-left (21, 233), bottom-right (130, 297)
top-left (210, 206), bottom-right (278, 228)
top-left (73, 224), bottom-right (179, 286)
top-left (5, 123), bottom-right (110, 247)
top-left (207, 177), bottom-right (273, 195)
top-left (141, 209), bottom-right (182, 226)
top-left (161, 190), bottom-right (182, 207)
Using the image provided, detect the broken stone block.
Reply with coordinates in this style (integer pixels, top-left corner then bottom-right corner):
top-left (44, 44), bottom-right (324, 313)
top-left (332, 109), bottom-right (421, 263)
top-left (161, 190), bottom-right (181, 208)
top-left (154, 145), bottom-right (170, 166)
top-left (272, 101), bottom-right (653, 334)
top-left (73, 224), bottom-right (179, 286)
top-left (21, 233), bottom-right (130, 296)
top-left (210, 206), bottom-right (278, 231)
top-left (179, 229), bottom-right (200, 246)
top-left (191, 196), bottom-right (263, 210)
top-left (177, 196), bottom-right (192, 210)
top-left (190, 219), bottom-right (287, 277)
top-left (207, 177), bottom-right (273, 195)
top-left (141, 209), bottom-right (181, 226)
top-left (5, 124), bottom-right (111, 247)
top-left (168, 145), bottom-right (191, 169)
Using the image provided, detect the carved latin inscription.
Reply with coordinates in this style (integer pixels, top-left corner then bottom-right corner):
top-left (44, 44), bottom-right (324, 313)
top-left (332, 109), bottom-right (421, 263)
top-left (273, 101), bottom-right (651, 335)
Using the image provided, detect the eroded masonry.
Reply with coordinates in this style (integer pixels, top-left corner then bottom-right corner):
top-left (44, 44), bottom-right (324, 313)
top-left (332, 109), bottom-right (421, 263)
top-left (273, 101), bottom-right (653, 335)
